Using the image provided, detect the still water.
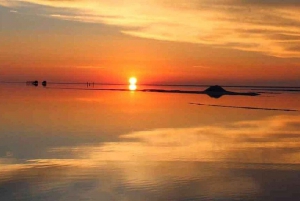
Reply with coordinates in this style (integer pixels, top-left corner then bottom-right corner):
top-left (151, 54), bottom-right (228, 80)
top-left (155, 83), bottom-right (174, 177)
top-left (0, 84), bottom-right (300, 201)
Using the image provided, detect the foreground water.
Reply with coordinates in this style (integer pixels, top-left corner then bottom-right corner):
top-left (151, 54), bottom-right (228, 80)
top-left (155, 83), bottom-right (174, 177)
top-left (0, 84), bottom-right (300, 201)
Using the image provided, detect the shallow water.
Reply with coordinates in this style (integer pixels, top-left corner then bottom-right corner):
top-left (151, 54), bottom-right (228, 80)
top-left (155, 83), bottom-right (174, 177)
top-left (0, 84), bottom-right (300, 201)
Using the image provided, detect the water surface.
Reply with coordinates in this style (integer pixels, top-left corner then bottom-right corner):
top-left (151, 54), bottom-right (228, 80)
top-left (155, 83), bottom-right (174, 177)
top-left (0, 84), bottom-right (300, 201)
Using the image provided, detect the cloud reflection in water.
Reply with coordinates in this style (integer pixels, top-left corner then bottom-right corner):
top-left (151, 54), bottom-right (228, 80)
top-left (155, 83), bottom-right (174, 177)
top-left (44, 114), bottom-right (300, 164)
top-left (1, 115), bottom-right (300, 200)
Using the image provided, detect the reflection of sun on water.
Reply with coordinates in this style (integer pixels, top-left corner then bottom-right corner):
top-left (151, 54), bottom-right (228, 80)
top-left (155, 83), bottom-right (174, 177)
top-left (129, 84), bottom-right (137, 91)
top-left (129, 77), bottom-right (137, 91)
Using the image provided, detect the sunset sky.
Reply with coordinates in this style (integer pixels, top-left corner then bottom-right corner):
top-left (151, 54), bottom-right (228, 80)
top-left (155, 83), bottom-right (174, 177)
top-left (0, 0), bottom-right (300, 85)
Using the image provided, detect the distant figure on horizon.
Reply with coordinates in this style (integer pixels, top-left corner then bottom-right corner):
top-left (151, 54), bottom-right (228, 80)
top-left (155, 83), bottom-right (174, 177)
top-left (26, 80), bottom-right (38, 86)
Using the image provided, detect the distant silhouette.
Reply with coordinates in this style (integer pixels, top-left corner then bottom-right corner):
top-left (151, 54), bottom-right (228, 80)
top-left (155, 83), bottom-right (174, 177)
top-left (204, 85), bottom-right (227, 92)
top-left (26, 80), bottom-right (38, 87)
top-left (33, 80), bottom-right (38, 86)
top-left (203, 85), bottom-right (254, 98)
top-left (141, 85), bottom-right (259, 98)
top-left (204, 85), bottom-right (228, 98)
top-left (45, 85), bottom-right (260, 98)
top-left (42, 81), bottom-right (47, 87)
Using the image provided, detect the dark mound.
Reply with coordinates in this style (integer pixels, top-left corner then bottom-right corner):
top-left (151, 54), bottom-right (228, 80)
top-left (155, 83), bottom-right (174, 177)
top-left (204, 85), bottom-right (227, 92)
top-left (42, 81), bottom-right (47, 87)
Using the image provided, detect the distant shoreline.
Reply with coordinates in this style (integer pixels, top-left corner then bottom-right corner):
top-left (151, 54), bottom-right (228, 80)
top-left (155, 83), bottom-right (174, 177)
top-left (1, 81), bottom-right (299, 89)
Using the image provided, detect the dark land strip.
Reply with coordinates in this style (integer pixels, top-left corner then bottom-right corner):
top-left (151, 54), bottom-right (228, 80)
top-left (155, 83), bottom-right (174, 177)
top-left (190, 103), bottom-right (298, 112)
top-left (45, 85), bottom-right (260, 98)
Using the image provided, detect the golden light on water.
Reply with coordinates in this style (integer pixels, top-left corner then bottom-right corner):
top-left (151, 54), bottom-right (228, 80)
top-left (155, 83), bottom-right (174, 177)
top-left (129, 84), bottom-right (137, 91)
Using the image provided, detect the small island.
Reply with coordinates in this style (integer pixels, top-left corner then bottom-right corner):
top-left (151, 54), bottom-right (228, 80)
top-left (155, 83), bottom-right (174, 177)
top-left (141, 85), bottom-right (260, 98)
top-left (203, 85), bottom-right (259, 98)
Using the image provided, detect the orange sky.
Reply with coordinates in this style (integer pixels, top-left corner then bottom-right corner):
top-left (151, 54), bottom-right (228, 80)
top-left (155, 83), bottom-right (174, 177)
top-left (0, 0), bottom-right (300, 85)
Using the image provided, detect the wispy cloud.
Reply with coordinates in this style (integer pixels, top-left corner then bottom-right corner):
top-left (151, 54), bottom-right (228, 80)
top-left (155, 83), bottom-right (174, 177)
top-left (1, 0), bottom-right (300, 58)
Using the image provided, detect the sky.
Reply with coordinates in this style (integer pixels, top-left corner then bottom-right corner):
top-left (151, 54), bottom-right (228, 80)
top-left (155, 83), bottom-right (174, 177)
top-left (0, 0), bottom-right (300, 85)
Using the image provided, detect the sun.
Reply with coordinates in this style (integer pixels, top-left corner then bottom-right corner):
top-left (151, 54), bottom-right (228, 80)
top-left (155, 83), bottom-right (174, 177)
top-left (129, 77), bottom-right (137, 85)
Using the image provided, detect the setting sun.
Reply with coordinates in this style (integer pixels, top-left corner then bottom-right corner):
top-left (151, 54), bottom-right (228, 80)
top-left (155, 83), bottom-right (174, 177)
top-left (1, 0), bottom-right (300, 200)
top-left (129, 77), bottom-right (137, 91)
top-left (129, 77), bottom-right (137, 85)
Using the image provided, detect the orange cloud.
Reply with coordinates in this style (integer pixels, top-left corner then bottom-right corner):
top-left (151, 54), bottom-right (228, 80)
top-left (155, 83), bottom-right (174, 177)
top-left (1, 0), bottom-right (300, 58)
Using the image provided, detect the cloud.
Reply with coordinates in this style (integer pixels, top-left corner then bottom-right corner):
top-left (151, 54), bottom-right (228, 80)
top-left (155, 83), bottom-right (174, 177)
top-left (1, 0), bottom-right (300, 57)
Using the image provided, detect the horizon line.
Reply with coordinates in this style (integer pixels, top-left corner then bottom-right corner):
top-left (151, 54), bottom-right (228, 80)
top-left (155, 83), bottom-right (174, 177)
top-left (0, 81), bottom-right (300, 89)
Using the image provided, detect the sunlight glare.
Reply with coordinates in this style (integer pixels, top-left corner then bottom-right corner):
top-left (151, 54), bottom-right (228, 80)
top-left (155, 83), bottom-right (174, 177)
top-left (129, 77), bottom-right (137, 85)
top-left (129, 84), bottom-right (137, 91)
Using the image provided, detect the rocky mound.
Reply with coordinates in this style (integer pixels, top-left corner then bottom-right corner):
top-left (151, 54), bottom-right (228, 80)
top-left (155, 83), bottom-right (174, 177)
top-left (204, 85), bottom-right (227, 92)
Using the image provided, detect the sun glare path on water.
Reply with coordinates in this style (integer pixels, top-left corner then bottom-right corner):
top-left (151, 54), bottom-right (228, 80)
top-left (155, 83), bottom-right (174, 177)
top-left (129, 84), bottom-right (137, 91)
top-left (129, 77), bottom-right (137, 91)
